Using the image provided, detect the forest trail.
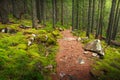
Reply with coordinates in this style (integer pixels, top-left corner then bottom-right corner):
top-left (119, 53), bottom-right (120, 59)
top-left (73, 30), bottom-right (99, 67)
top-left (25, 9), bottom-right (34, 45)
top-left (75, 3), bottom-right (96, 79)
top-left (52, 30), bottom-right (93, 80)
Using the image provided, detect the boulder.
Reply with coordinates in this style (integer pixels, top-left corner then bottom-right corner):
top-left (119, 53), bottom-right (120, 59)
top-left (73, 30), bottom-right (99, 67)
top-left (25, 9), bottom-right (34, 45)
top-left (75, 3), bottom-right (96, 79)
top-left (84, 39), bottom-right (104, 56)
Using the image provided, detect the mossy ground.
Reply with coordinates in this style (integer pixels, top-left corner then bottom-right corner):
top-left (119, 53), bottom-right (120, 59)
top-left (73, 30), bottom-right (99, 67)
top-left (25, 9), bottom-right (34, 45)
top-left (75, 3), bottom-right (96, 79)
top-left (73, 30), bottom-right (120, 80)
top-left (0, 18), bottom-right (62, 80)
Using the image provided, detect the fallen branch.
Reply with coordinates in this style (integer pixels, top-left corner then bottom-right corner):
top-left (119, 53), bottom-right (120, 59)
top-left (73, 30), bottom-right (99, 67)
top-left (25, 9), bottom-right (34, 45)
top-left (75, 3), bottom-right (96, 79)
top-left (111, 40), bottom-right (120, 46)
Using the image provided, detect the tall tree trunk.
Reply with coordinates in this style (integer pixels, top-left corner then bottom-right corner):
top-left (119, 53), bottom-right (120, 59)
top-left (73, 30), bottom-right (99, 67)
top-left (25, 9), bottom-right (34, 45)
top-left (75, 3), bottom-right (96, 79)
top-left (23, 0), bottom-right (27, 14)
top-left (36, 0), bottom-right (41, 23)
top-left (72, 0), bottom-right (75, 31)
top-left (91, 0), bottom-right (95, 33)
top-left (106, 0), bottom-right (117, 44)
top-left (61, 0), bottom-right (64, 25)
top-left (32, 0), bottom-right (38, 29)
top-left (95, 0), bottom-right (101, 38)
top-left (76, 0), bottom-right (79, 29)
top-left (55, 0), bottom-right (58, 23)
top-left (82, 0), bottom-right (85, 30)
top-left (12, 0), bottom-right (16, 18)
top-left (0, 0), bottom-right (9, 24)
top-left (52, 0), bottom-right (56, 28)
top-left (112, 0), bottom-right (120, 40)
top-left (86, 0), bottom-right (92, 37)
top-left (98, 0), bottom-right (104, 39)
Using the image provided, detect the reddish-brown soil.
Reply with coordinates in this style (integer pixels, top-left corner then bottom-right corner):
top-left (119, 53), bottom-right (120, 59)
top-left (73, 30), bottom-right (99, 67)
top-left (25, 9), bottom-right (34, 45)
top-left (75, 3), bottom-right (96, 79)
top-left (52, 30), bottom-right (93, 80)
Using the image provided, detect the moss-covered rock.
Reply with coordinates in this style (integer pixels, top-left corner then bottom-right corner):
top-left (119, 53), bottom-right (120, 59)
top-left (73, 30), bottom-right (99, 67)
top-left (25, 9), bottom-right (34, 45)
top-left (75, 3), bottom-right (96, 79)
top-left (38, 30), bottom-right (47, 34)
top-left (47, 36), bottom-right (57, 45)
top-left (52, 30), bottom-right (62, 38)
top-left (37, 34), bottom-right (48, 42)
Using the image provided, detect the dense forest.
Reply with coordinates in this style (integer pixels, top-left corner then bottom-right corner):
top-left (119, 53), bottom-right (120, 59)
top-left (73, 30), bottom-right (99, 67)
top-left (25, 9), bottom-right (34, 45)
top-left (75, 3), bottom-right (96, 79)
top-left (0, 0), bottom-right (120, 80)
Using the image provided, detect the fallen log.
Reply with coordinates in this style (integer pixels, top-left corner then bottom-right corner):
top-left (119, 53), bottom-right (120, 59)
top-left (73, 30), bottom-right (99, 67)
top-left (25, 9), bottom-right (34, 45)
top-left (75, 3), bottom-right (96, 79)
top-left (111, 40), bottom-right (120, 46)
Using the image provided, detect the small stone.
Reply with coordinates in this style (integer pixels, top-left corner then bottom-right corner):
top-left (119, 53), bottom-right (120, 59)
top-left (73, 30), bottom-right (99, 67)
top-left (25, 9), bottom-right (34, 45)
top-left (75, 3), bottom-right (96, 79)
top-left (1, 29), bottom-right (5, 33)
top-left (59, 72), bottom-right (66, 78)
top-left (84, 51), bottom-right (89, 54)
top-left (78, 58), bottom-right (85, 64)
top-left (60, 59), bottom-right (64, 62)
top-left (32, 34), bottom-right (36, 37)
top-left (28, 41), bottom-right (32, 46)
top-left (45, 64), bottom-right (53, 70)
top-left (77, 37), bottom-right (81, 41)
top-left (92, 53), bottom-right (98, 57)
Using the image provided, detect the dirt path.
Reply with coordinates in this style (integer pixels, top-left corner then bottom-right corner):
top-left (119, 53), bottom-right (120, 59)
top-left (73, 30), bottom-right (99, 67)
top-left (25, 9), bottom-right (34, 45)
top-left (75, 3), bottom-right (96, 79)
top-left (52, 30), bottom-right (93, 80)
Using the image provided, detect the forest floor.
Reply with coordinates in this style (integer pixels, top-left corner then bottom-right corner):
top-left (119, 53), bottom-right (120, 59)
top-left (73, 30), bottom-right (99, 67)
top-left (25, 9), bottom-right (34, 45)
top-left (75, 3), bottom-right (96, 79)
top-left (52, 30), bottom-right (93, 80)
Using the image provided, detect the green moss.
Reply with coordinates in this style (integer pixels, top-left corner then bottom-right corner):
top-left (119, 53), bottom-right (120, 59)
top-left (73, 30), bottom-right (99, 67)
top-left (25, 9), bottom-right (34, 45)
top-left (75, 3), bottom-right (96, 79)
top-left (47, 36), bottom-right (57, 45)
top-left (0, 19), bottom-right (60, 80)
top-left (17, 44), bottom-right (27, 50)
top-left (52, 30), bottom-right (62, 38)
top-left (38, 30), bottom-right (47, 34)
top-left (37, 34), bottom-right (48, 42)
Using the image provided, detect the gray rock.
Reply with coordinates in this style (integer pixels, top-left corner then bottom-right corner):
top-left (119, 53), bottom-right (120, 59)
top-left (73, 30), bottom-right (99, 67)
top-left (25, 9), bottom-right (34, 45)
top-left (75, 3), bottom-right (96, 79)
top-left (60, 72), bottom-right (66, 78)
top-left (92, 53), bottom-right (98, 57)
top-left (78, 58), bottom-right (85, 64)
top-left (84, 39), bottom-right (104, 56)
top-left (83, 51), bottom-right (89, 54)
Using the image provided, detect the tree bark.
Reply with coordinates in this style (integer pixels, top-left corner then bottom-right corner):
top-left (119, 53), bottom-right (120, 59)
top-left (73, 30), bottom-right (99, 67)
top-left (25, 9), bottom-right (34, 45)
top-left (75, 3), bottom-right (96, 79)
top-left (86, 0), bottom-right (92, 37)
top-left (72, 0), bottom-right (75, 31)
top-left (91, 0), bottom-right (95, 33)
top-left (61, 0), bottom-right (64, 25)
top-left (112, 0), bottom-right (120, 40)
top-left (32, 0), bottom-right (38, 29)
top-left (76, 0), bottom-right (79, 29)
top-left (0, 0), bottom-right (9, 24)
top-left (52, 0), bottom-right (56, 28)
top-left (106, 0), bottom-right (117, 44)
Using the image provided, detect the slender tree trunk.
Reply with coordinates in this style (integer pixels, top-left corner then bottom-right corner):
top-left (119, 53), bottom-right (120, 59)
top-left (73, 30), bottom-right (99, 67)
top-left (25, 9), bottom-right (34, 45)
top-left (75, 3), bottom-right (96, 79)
top-left (106, 0), bottom-right (117, 44)
top-left (23, 0), bottom-right (27, 14)
top-left (82, 0), bottom-right (85, 30)
top-left (32, 0), bottom-right (38, 29)
top-left (61, 0), bottom-right (64, 25)
top-left (76, 0), bottom-right (79, 29)
top-left (98, 0), bottom-right (104, 39)
top-left (0, 0), bottom-right (9, 24)
top-left (52, 0), bottom-right (56, 28)
top-left (91, 0), bottom-right (95, 33)
top-left (72, 0), bottom-right (75, 31)
top-left (86, 0), bottom-right (92, 37)
top-left (55, 0), bottom-right (58, 23)
top-left (112, 0), bottom-right (120, 40)
top-left (36, 0), bottom-right (41, 23)
top-left (12, 0), bottom-right (15, 18)
top-left (95, 0), bottom-right (100, 38)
